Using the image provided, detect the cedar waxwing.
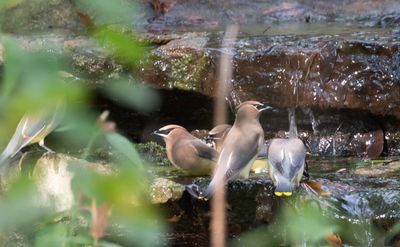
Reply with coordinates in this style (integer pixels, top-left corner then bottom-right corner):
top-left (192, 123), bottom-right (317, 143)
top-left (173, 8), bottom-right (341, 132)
top-left (267, 108), bottom-right (306, 196)
top-left (154, 124), bottom-right (219, 176)
top-left (206, 124), bottom-right (232, 152)
top-left (0, 101), bottom-right (65, 165)
top-left (206, 124), bottom-right (269, 173)
top-left (200, 101), bottom-right (271, 200)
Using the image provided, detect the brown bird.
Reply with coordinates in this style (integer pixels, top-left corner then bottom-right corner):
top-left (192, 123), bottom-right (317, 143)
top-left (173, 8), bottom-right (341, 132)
top-left (154, 124), bottom-right (219, 176)
top-left (206, 124), bottom-right (232, 152)
top-left (201, 101), bottom-right (271, 199)
top-left (267, 108), bottom-right (306, 196)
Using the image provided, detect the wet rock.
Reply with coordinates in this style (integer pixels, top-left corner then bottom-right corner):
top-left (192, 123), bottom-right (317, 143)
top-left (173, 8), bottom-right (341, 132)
top-left (33, 153), bottom-right (112, 212)
top-left (141, 33), bottom-right (214, 93)
top-left (136, 141), bottom-right (171, 166)
top-left (0, 0), bottom-right (84, 34)
top-left (145, 0), bottom-right (400, 31)
top-left (2, 0), bottom-right (400, 34)
top-left (298, 114), bottom-right (385, 157)
top-left (64, 38), bottom-right (124, 80)
top-left (385, 131), bottom-right (400, 156)
top-left (354, 160), bottom-right (400, 177)
top-left (136, 27), bottom-right (400, 121)
top-left (158, 175), bottom-right (276, 245)
top-left (149, 177), bottom-right (185, 204)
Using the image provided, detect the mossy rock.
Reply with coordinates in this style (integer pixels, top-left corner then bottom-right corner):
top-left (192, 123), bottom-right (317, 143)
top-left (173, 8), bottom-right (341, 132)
top-left (149, 177), bottom-right (185, 204)
top-left (136, 141), bottom-right (171, 166)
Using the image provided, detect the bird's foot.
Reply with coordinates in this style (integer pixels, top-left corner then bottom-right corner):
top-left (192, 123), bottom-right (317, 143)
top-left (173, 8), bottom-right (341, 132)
top-left (185, 184), bottom-right (209, 201)
top-left (39, 139), bottom-right (55, 154)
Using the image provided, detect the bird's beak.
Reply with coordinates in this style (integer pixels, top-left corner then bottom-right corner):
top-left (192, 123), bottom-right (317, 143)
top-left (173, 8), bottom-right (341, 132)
top-left (153, 129), bottom-right (168, 138)
top-left (152, 130), bottom-right (160, 136)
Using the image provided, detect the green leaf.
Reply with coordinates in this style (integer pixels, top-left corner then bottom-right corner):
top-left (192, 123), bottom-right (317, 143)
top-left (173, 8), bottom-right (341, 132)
top-left (100, 241), bottom-right (123, 247)
top-left (94, 27), bottom-right (145, 66)
top-left (105, 132), bottom-right (143, 168)
top-left (102, 78), bottom-right (160, 112)
top-left (74, 0), bottom-right (136, 26)
top-left (34, 224), bottom-right (68, 247)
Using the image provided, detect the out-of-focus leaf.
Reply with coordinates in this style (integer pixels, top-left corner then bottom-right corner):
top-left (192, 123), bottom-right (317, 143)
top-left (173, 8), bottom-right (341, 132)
top-left (100, 241), bottom-right (123, 247)
top-left (0, 0), bottom-right (25, 9)
top-left (233, 197), bottom-right (339, 246)
top-left (105, 132), bottom-right (143, 167)
top-left (231, 226), bottom-right (280, 247)
top-left (70, 164), bottom-right (166, 246)
top-left (1, 36), bottom-right (23, 98)
top-left (112, 215), bottom-right (167, 247)
top-left (74, 0), bottom-right (135, 26)
top-left (283, 200), bottom-right (337, 245)
top-left (94, 27), bottom-right (145, 65)
top-left (0, 36), bottom-right (87, 116)
top-left (71, 165), bottom-right (147, 207)
top-left (0, 176), bottom-right (49, 231)
top-left (34, 224), bottom-right (68, 247)
top-left (102, 78), bottom-right (160, 112)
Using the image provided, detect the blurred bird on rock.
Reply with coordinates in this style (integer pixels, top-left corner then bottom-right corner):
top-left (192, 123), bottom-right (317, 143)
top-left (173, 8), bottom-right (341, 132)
top-left (0, 100), bottom-right (65, 165)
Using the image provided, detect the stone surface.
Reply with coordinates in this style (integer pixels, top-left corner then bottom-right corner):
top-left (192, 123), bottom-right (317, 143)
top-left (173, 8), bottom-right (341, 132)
top-left (33, 153), bottom-right (112, 212)
top-left (149, 177), bottom-right (185, 204)
top-left (2, 0), bottom-right (400, 33)
top-left (136, 141), bottom-right (171, 166)
top-left (354, 160), bottom-right (400, 176)
top-left (0, 0), bottom-right (84, 34)
top-left (158, 157), bottom-right (400, 246)
top-left (141, 33), bottom-right (214, 93)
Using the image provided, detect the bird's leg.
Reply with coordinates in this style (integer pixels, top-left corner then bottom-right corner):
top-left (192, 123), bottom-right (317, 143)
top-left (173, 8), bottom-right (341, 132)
top-left (302, 161), bottom-right (310, 181)
top-left (39, 139), bottom-right (54, 154)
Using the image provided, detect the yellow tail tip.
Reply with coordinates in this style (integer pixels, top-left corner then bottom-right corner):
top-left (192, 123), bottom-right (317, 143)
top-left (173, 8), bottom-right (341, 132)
top-left (274, 191), bottom-right (292, 197)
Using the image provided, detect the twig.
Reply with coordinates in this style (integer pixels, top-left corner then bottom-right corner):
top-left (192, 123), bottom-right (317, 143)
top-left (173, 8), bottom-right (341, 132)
top-left (210, 25), bottom-right (238, 247)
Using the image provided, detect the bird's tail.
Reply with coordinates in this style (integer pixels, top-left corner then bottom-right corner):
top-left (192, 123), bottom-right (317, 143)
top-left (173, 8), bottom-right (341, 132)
top-left (288, 108), bottom-right (298, 139)
top-left (274, 179), bottom-right (293, 197)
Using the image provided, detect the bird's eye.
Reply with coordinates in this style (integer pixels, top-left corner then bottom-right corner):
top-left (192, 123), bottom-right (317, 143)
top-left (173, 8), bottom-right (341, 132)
top-left (255, 103), bottom-right (265, 110)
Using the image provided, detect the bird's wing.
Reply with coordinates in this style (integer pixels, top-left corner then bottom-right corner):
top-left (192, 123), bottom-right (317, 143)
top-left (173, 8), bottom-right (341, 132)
top-left (269, 139), bottom-right (305, 179)
top-left (222, 134), bottom-right (260, 181)
top-left (171, 138), bottom-right (217, 169)
top-left (1, 115), bottom-right (47, 159)
top-left (285, 139), bottom-right (306, 179)
top-left (191, 139), bottom-right (219, 162)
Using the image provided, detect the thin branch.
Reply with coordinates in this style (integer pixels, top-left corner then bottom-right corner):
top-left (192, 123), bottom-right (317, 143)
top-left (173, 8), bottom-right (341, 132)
top-left (211, 25), bottom-right (238, 247)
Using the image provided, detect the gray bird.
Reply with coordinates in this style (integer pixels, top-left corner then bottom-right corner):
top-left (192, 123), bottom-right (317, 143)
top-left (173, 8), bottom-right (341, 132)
top-left (206, 124), bottom-right (232, 152)
top-left (201, 101), bottom-right (270, 200)
top-left (154, 124), bottom-right (219, 176)
top-left (267, 108), bottom-right (306, 196)
top-left (0, 101), bottom-right (65, 165)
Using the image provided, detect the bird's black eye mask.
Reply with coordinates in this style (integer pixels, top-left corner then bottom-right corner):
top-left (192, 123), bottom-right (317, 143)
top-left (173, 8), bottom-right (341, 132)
top-left (254, 103), bottom-right (266, 110)
top-left (254, 103), bottom-right (274, 111)
top-left (154, 128), bottom-right (174, 136)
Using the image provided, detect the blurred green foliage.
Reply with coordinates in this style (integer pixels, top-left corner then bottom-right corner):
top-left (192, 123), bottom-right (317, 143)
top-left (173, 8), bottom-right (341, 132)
top-left (232, 196), bottom-right (339, 247)
top-left (0, 0), bottom-right (165, 246)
